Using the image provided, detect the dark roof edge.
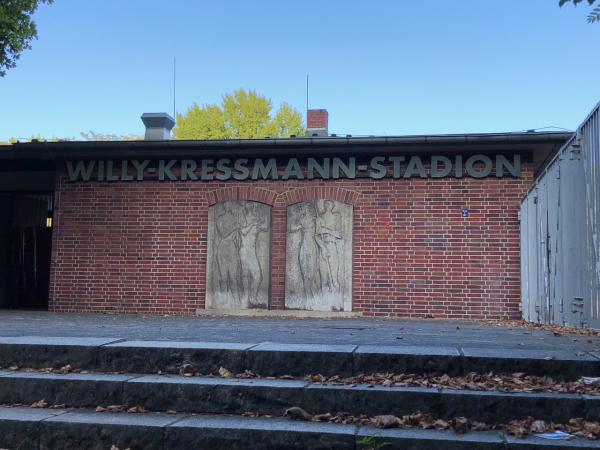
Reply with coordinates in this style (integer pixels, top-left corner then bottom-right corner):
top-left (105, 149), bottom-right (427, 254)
top-left (0, 131), bottom-right (573, 160)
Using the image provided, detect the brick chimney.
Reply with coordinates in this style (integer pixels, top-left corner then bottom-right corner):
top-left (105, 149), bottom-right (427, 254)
top-left (306, 109), bottom-right (328, 137)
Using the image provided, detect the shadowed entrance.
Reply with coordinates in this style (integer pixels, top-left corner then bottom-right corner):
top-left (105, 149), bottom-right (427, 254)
top-left (0, 193), bottom-right (53, 310)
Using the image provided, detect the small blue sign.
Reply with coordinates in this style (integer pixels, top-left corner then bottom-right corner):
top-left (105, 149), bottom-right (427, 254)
top-left (462, 208), bottom-right (470, 217)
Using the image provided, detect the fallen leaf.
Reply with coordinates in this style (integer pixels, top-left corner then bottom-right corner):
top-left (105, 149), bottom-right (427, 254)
top-left (531, 420), bottom-right (549, 433)
top-left (313, 413), bottom-right (332, 422)
top-left (372, 415), bottom-right (401, 429)
top-left (127, 406), bottom-right (145, 413)
top-left (284, 407), bottom-right (313, 421)
top-left (106, 405), bottom-right (126, 412)
top-left (31, 400), bottom-right (48, 409)
top-left (179, 364), bottom-right (195, 377)
top-left (218, 367), bottom-right (233, 378)
top-left (451, 417), bottom-right (470, 434)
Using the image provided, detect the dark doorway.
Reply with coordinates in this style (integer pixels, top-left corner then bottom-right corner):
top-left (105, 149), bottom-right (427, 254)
top-left (0, 193), bottom-right (53, 310)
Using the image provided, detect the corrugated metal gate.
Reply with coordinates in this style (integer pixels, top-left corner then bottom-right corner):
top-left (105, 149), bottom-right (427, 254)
top-left (521, 102), bottom-right (600, 329)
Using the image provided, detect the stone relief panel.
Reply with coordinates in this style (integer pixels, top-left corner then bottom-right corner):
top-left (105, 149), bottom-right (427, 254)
top-left (285, 200), bottom-right (353, 311)
top-left (206, 201), bottom-right (271, 309)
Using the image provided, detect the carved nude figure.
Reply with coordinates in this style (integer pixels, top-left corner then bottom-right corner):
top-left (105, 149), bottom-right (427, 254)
top-left (239, 202), bottom-right (268, 307)
top-left (289, 204), bottom-right (320, 301)
top-left (285, 199), bottom-right (351, 312)
top-left (315, 200), bottom-right (342, 292)
top-left (215, 202), bottom-right (243, 305)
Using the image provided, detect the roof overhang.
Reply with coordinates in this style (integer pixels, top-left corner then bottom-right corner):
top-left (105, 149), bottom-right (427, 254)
top-left (0, 132), bottom-right (572, 176)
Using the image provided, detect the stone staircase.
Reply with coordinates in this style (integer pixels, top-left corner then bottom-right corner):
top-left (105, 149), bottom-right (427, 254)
top-left (0, 336), bottom-right (599, 449)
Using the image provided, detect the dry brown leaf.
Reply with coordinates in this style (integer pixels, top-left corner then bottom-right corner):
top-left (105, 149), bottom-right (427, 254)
top-left (451, 417), bottom-right (470, 434)
top-left (531, 420), bottom-right (549, 433)
top-left (179, 364), bottom-right (195, 377)
top-left (372, 415), bottom-right (401, 429)
top-left (475, 319), bottom-right (600, 337)
top-left (218, 367), bottom-right (232, 378)
top-left (106, 405), bottom-right (126, 412)
top-left (506, 417), bottom-right (534, 438)
top-left (284, 407), bottom-right (312, 421)
top-left (31, 399), bottom-right (48, 409)
top-left (313, 413), bottom-right (332, 422)
top-left (471, 421), bottom-right (491, 431)
top-left (127, 406), bottom-right (145, 413)
top-left (432, 419), bottom-right (451, 430)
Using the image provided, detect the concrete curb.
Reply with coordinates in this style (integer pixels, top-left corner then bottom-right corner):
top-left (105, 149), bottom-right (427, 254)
top-left (1, 337), bottom-right (598, 378)
top-left (0, 407), bottom-right (598, 450)
top-left (0, 370), bottom-right (597, 422)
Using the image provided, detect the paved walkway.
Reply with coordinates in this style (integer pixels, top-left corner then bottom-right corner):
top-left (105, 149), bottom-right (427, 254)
top-left (0, 311), bottom-right (598, 353)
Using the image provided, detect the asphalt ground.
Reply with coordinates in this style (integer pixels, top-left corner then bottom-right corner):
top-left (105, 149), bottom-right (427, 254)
top-left (0, 310), bottom-right (597, 354)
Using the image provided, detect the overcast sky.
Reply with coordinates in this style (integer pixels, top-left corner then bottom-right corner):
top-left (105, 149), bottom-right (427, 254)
top-left (1, 0), bottom-right (599, 140)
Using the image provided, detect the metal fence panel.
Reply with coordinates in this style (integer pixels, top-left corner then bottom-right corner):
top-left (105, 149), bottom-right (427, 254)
top-left (559, 150), bottom-right (586, 327)
top-left (520, 197), bottom-right (528, 321)
top-left (520, 189), bottom-right (539, 322)
top-left (521, 102), bottom-right (600, 330)
top-left (582, 105), bottom-right (600, 328)
top-left (527, 193), bottom-right (539, 323)
top-left (537, 176), bottom-right (550, 324)
top-left (547, 162), bottom-right (561, 325)
top-left (520, 195), bottom-right (530, 321)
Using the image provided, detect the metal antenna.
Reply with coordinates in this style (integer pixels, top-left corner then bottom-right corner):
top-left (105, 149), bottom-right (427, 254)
top-left (173, 57), bottom-right (176, 119)
top-left (306, 74), bottom-right (309, 128)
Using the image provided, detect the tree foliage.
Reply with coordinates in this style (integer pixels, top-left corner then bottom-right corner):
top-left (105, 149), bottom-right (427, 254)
top-left (559, 0), bottom-right (600, 23)
top-left (0, 134), bottom-right (62, 144)
top-left (0, 0), bottom-right (53, 76)
top-left (174, 89), bottom-right (305, 140)
top-left (1, 132), bottom-right (143, 144)
top-left (274, 102), bottom-right (305, 139)
top-left (79, 131), bottom-right (142, 141)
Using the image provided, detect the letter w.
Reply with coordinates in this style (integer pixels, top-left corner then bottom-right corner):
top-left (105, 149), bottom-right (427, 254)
top-left (66, 161), bottom-right (96, 181)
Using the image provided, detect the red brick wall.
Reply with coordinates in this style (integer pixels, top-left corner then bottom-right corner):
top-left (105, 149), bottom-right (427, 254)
top-left (49, 153), bottom-right (532, 319)
top-left (307, 109), bottom-right (328, 130)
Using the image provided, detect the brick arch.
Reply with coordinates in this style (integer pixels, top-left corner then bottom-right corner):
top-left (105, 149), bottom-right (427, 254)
top-left (206, 187), bottom-right (278, 206)
top-left (277, 186), bottom-right (361, 207)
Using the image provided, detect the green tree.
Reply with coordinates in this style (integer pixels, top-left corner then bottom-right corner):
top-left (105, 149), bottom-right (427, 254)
top-left (559, 0), bottom-right (600, 23)
top-left (0, 134), bottom-right (64, 144)
top-left (174, 89), bottom-right (305, 140)
top-left (222, 89), bottom-right (277, 139)
top-left (0, 0), bottom-right (53, 76)
top-left (274, 102), bottom-right (305, 138)
top-left (174, 104), bottom-right (227, 140)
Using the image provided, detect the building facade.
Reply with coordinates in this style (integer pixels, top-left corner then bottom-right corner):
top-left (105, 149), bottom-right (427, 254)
top-left (0, 112), bottom-right (570, 319)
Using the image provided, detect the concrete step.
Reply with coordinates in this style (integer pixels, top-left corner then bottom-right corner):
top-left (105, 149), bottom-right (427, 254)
top-left (0, 406), bottom-right (598, 450)
top-left (0, 336), bottom-right (598, 378)
top-left (0, 370), bottom-right (597, 423)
